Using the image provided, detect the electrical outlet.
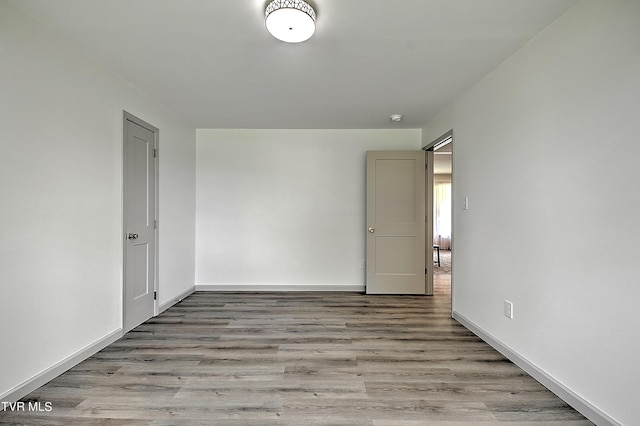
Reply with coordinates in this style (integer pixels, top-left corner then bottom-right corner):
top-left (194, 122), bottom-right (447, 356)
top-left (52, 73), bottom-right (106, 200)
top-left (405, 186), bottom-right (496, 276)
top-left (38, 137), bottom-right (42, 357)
top-left (360, 261), bottom-right (366, 270)
top-left (504, 300), bottom-right (513, 319)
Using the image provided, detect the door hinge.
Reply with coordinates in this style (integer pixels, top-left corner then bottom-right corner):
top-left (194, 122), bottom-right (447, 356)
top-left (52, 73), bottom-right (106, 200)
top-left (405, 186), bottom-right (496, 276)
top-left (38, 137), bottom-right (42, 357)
top-left (425, 268), bottom-right (428, 274)
top-left (153, 148), bottom-right (158, 158)
top-left (154, 219), bottom-right (158, 229)
top-left (154, 291), bottom-right (157, 300)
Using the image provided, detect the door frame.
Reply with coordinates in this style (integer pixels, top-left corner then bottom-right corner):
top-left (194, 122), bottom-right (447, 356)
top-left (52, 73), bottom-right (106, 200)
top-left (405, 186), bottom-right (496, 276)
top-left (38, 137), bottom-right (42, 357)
top-left (423, 130), bottom-right (454, 313)
top-left (122, 111), bottom-right (159, 331)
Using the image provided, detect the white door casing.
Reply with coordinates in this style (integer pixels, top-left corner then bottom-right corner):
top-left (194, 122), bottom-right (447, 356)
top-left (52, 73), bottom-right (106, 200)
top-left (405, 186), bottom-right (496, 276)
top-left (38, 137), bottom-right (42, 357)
top-left (123, 112), bottom-right (157, 333)
top-left (366, 151), bottom-right (426, 294)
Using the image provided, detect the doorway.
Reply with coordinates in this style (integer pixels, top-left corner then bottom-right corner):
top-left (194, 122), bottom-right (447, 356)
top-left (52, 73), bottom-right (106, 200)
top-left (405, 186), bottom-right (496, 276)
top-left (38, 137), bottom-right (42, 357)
top-left (123, 111), bottom-right (158, 333)
top-left (426, 131), bottom-right (453, 304)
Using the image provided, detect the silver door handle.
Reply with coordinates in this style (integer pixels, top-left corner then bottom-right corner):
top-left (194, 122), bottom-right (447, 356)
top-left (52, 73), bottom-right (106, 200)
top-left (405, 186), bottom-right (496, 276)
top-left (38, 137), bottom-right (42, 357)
top-left (127, 233), bottom-right (139, 240)
top-left (368, 227), bottom-right (375, 233)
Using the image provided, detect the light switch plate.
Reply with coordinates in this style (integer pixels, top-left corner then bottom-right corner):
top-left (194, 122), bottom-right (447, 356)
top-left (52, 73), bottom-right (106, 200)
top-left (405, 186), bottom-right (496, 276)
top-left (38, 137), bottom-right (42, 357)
top-left (504, 300), bottom-right (513, 319)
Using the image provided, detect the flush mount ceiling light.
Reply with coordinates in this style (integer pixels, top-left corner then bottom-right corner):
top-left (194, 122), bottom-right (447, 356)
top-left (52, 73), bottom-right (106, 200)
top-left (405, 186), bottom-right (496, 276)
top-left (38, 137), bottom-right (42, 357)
top-left (390, 114), bottom-right (403, 122)
top-left (265, 0), bottom-right (316, 43)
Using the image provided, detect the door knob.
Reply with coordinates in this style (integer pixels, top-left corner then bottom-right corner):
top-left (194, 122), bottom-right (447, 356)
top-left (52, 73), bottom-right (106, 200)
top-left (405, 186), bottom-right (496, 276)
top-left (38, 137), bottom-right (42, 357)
top-left (368, 227), bottom-right (375, 233)
top-left (128, 233), bottom-right (139, 240)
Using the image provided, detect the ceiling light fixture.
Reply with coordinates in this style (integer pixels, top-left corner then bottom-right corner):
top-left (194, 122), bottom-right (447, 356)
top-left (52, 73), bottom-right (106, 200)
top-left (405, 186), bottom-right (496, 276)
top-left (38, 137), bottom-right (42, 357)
top-left (265, 0), bottom-right (316, 43)
top-left (390, 114), bottom-right (403, 122)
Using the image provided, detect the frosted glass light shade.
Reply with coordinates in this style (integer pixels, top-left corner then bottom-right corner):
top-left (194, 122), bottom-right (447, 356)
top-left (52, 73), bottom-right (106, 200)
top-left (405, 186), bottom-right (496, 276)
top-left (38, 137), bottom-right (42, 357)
top-left (265, 0), bottom-right (316, 43)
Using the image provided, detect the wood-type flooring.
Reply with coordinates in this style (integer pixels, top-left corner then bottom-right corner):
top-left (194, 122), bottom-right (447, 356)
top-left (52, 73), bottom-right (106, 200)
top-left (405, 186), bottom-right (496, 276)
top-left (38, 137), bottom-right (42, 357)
top-left (1, 276), bottom-right (591, 425)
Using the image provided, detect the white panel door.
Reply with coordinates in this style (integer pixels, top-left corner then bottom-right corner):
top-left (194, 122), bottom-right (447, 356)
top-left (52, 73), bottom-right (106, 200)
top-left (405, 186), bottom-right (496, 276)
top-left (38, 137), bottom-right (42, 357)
top-left (124, 113), bottom-right (157, 332)
top-left (366, 151), bottom-right (425, 294)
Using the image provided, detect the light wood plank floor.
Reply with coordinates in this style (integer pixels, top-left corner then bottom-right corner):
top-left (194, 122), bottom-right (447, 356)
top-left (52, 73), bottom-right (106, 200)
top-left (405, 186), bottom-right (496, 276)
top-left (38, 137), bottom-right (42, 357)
top-left (1, 276), bottom-right (591, 425)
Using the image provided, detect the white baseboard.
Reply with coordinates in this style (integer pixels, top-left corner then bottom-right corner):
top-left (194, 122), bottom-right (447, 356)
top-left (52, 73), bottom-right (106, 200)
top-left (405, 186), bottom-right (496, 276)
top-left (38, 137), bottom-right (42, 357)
top-left (0, 329), bottom-right (122, 405)
top-left (158, 285), bottom-right (196, 313)
top-left (452, 311), bottom-right (620, 426)
top-left (195, 283), bottom-right (365, 293)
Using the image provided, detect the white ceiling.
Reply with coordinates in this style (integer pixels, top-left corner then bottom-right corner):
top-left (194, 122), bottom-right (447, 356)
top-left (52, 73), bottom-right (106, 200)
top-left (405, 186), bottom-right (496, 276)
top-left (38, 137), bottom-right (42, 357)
top-left (10, 0), bottom-right (577, 129)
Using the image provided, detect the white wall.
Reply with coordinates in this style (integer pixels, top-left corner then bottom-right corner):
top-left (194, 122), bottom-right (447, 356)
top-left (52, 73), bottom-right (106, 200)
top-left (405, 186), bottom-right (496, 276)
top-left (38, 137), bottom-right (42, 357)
top-left (196, 129), bottom-right (421, 290)
top-left (0, 2), bottom-right (196, 400)
top-left (157, 125), bottom-right (197, 309)
top-left (423, 1), bottom-right (640, 424)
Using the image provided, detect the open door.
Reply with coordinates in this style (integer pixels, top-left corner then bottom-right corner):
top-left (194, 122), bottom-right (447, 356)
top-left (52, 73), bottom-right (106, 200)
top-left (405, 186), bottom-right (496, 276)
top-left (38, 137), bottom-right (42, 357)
top-left (366, 151), bottom-right (425, 294)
